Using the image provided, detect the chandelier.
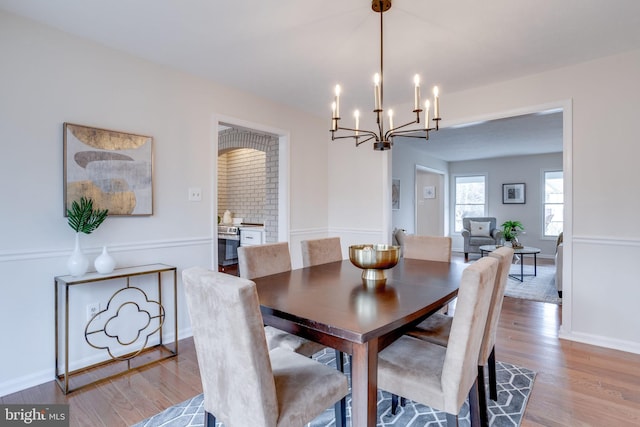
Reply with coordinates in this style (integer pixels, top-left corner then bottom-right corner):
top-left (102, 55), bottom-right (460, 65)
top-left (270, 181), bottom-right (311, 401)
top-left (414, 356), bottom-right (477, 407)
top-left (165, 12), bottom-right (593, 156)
top-left (330, 0), bottom-right (441, 151)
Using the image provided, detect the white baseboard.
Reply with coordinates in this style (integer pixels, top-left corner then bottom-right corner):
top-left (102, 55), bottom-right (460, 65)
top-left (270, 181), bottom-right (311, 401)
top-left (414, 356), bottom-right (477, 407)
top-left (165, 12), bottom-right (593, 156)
top-left (0, 327), bottom-right (193, 398)
top-left (559, 329), bottom-right (640, 356)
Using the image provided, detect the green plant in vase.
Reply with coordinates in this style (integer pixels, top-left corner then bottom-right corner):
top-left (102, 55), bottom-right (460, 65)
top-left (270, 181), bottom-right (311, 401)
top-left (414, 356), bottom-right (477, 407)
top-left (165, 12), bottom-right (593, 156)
top-left (67, 197), bottom-right (109, 234)
top-left (501, 220), bottom-right (524, 248)
top-left (66, 197), bottom-right (108, 276)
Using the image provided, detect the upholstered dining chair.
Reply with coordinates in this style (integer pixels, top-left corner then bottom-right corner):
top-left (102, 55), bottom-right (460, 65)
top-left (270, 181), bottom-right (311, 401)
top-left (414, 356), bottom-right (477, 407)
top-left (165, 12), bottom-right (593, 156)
top-left (301, 237), bottom-right (343, 267)
top-left (300, 237), bottom-right (348, 372)
top-left (406, 246), bottom-right (514, 426)
top-left (403, 234), bottom-right (453, 315)
top-left (237, 242), bottom-right (326, 357)
top-left (377, 256), bottom-right (499, 427)
top-left (182, 267), bottom-right (349, 427)
top-left (403, 234), bottom-right (452, 262)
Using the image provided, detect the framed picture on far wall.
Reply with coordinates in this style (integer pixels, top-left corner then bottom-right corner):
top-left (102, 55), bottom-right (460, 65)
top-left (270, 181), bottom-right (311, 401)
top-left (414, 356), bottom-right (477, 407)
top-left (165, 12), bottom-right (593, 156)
top-left (503, 183), bottom-right (526, 204)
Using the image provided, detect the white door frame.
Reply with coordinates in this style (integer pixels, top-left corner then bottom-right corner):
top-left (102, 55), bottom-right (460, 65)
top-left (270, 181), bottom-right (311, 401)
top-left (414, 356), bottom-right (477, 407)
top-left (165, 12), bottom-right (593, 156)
top-left (211, 113), bottom-right (290, 266)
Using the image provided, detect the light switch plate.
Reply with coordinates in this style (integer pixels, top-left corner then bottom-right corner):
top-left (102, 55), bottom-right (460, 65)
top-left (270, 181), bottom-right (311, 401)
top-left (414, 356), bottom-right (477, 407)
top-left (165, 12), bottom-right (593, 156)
top-left (188, 187), bottom-right (202, 201)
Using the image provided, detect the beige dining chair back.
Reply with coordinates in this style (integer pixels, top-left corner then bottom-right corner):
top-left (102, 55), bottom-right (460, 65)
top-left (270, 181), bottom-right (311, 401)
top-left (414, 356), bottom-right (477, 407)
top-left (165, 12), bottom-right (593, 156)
top-left (406, 246), bottom-right (514, 426)
top-left (403, 235), bottom-right (452, 263)
top-left (237, 241), bottom-right (325, 358)
top-left (301, 237), bottom-right (343, 267)
top-left (182, 267), bottom-right (348, 427)
top-left (300, 237), bottom-right (348, 373)
top-left (238, 242), bottom-right (292, 280)
top-left (377, 256), bottom-right (499, 426)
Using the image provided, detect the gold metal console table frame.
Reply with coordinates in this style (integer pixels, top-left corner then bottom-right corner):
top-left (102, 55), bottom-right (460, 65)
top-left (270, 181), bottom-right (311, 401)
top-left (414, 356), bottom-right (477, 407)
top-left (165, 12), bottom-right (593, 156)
top-left (54, 263), bottom-right (178, 394)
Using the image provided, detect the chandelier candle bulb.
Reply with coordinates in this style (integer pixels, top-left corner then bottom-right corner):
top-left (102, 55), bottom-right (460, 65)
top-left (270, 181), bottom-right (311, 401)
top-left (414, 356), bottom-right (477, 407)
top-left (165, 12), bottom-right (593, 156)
top-left (334, 85), bottom-right (341, 118)
top-left (414, 74), bottom-right (420, 111)
top-left (331, 103), bottom-right (337, 131)
top-left (424, 100), bottom-right (430, 128)
top-left (433, 86), bottom-right (440, 118)
top-left (354, 110), bottom-right (360, 136)
top-left (374, 73), bottom-right (381, 111)
top-left (388, 109), bottom-right (394, 131)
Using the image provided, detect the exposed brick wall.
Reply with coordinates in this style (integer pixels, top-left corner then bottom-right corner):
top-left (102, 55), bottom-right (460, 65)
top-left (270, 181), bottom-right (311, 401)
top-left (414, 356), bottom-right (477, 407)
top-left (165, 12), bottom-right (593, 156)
top-left (218, 129), bottom-right (278, 242)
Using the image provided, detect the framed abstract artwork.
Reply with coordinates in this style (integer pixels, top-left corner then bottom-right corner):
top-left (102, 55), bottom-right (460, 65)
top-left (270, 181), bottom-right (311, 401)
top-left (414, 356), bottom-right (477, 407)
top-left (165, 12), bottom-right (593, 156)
top-left (64, 123), bottom-right (153, 216)
top-left (392, 178), bottom-right (400, 210)
top-left (502, 183), bottom-right (526, 204)
top-left (423, 185), bottom-right (436, 199)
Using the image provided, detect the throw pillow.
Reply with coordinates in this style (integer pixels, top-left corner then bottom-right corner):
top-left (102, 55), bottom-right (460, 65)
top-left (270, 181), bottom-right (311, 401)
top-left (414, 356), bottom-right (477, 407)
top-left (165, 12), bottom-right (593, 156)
top-left (470, 221), bottom-right (491, 237)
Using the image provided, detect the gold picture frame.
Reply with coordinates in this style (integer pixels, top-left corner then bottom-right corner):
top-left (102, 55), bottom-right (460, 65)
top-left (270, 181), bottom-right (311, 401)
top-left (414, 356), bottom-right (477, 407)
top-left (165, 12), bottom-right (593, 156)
top-left (64, 123), bottom-right (153, 216)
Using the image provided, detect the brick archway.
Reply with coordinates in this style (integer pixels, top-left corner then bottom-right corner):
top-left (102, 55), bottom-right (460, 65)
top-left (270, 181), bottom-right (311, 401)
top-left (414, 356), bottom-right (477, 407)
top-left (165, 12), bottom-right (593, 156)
top-left (218, 128), bottom-right (278, 242)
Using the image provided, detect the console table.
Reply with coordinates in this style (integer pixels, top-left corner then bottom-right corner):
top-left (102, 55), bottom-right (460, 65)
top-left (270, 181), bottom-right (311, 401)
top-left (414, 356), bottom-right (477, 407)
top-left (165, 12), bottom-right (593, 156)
top-left (54, 264), bottom-right (178, 394)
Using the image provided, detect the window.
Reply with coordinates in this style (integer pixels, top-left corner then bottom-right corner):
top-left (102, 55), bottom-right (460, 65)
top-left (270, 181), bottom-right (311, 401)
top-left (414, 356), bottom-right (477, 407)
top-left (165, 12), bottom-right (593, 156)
top-left (543, 170), bottom-right (563, 237)
top-left (454, 175), bottom-right (486, 232)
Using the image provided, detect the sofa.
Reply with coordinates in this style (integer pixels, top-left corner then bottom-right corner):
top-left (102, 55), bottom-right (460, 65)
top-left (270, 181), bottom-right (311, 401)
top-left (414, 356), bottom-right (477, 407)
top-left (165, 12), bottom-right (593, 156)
top-left (461, 217), bottom-right (502, 261)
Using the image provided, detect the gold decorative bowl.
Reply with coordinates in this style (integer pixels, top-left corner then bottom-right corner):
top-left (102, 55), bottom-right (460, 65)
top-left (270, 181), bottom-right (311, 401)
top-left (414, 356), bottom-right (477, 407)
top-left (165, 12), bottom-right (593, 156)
top-left (349, 244), bottom-right (400, 288)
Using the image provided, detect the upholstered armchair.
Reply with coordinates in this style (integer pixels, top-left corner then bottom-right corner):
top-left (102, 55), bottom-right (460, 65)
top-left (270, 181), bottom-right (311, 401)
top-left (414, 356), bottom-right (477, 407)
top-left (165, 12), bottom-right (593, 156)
top-left (461, 217), bottom-right (502, 261)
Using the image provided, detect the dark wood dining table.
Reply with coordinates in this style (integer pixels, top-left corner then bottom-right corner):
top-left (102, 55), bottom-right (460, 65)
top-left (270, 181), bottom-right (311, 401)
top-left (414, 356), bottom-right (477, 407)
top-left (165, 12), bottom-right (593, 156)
top-left (253, 258), bottom-right (466, 427)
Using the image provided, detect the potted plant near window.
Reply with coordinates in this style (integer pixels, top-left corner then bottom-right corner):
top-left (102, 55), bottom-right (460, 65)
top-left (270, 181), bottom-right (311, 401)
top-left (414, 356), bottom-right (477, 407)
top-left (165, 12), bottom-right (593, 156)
top-left (501, 220), bottom-right (524, 249)
top-left (66, 197), bottom-right (109, 276)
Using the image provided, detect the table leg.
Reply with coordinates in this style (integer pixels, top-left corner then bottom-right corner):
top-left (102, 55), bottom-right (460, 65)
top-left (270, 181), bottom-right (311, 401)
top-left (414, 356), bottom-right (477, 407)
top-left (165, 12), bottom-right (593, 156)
top-left (534, 253), bottom-right (537, 276)
top-left (351, 340), bottom-right (379, 427)
top-left (520, 257), bottom-right (524, 282)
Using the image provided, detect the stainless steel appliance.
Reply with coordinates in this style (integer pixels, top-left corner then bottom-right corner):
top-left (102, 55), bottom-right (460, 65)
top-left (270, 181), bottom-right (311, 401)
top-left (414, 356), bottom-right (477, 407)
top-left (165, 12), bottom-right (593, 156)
top-left (218, 225), bottom-right (240, 266)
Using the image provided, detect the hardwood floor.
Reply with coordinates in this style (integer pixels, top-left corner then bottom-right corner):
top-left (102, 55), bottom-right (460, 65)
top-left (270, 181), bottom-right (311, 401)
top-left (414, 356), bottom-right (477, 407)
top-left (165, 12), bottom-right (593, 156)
top-left (4, 259), bottom-right (640, 426)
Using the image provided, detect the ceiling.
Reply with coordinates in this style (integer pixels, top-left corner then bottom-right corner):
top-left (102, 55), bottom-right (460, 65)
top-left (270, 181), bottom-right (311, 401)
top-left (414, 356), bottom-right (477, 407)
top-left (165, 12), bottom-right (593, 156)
top-left (398, 110), bottom-right (563, 162)
top-left (2, 0), bottom-right (639, 160)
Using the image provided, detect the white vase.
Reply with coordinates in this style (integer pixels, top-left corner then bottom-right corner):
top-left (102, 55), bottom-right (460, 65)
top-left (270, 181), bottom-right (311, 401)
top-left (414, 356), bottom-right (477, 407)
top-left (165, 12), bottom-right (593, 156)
top-left (67, 233), bottom-right (89, 277)
top-left (94, 246), bottom-right (116, 274)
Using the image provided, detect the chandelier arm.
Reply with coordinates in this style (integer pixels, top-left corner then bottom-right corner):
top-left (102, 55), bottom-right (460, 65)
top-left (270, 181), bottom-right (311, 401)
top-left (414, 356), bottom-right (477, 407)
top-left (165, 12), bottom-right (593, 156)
top-left (389, 133), bottom-right (430, 140)
top-left (389, 125), bottom-right (438, 135)
top-left (337, 126), bottom-right (378, 139)
top-left (384, 118), bottom-right (419, 139)
top-left (356, 135), bottom-right (376, 146)
top-left (332, 133), bottom-right (377, 142)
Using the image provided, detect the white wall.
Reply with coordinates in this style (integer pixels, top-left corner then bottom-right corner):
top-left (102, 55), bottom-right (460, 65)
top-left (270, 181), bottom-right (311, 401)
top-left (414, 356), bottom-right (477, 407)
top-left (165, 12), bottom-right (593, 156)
top-left (442, 50), bottom-right (640, 354)
top-left (449, 152), bottom-right (563, 257)
top-left (415, 170), bottom-right (445, 236)
top-left (390, 144), bottom-right (449, 235)
top-left (0, 11), bottom-right (329, 396)
top-left (329, 47), bottom-right (640, 355)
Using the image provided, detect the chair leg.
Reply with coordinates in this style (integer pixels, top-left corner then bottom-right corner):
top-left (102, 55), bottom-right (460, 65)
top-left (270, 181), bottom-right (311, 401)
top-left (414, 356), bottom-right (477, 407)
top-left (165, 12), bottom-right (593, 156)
top-left (334, 348), bottom-right (345, 373)
top-left (445, 412), bottom-right (459, 427)
top-left (488, 346), bottom-right (498, 401)
top-left (468, 378), bottom-right (482, 427)
top-left (391, 394), bottom-right (399, 415)
top-left (464, 252), bottom-right (469, 262)
top-left (205, 411), bottom-right (216, 427)
top-left (400, 396), bottom-right (406, 407)
top-left (334, 396), bottom-right (346, 427)
top-left (477, 365), bottom-right (489, 427)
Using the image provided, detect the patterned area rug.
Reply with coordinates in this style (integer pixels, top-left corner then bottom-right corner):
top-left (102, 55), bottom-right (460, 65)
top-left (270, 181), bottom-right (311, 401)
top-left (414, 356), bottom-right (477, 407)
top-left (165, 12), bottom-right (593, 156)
top-left (504, 264), bottom-right (562, 305)
top-left (132, 349), bottom-right (535, 427)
